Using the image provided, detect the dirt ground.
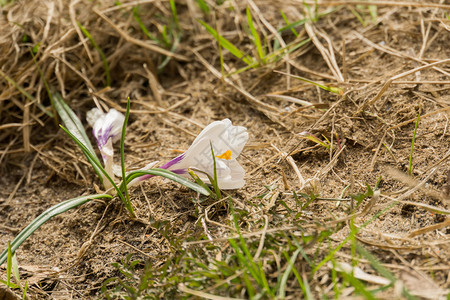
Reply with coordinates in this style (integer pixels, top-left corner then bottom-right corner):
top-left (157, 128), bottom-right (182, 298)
top-left (1, 0), bottom-right (450, 298)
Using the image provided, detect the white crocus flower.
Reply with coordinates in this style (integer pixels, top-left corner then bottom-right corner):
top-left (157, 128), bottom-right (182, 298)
top-left (149, 119), bottom-right (248, 190)
top-left (86, 108), bottom-right (125, 186)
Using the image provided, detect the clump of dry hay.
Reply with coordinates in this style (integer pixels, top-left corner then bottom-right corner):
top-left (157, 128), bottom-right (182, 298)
top-left (0, 0), bottom-right (183, 164)
top-left (0, 0), bottom-right (204, 191)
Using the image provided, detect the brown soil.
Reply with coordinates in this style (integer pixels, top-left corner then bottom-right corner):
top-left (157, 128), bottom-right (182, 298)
top-left (1, 0), bottom-right (449, 298)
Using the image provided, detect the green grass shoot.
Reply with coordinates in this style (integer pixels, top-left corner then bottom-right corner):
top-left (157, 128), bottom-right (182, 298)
top-left (299, 131), bottom-right (330, 150)
top-left (120, 98), bottom-right (131, 209)
top-left (132, 7), bottom-right (159, 43)
top-left (246, 6), bottom-right (265, 62)
top-left (169, 0), bottom-right (179, 30)
top-left (280, 10), bottom-right (299, 37)
top-left (187, 169), bottom-right (213, 197)
top-left (198, 20), bottom-right (254, 65)
top-left (408, 110), bottom-right (420, 175)
top-left (195, 0), bottom-right (210, 14)
top-left (209, 142), bottom-right (221, 199)
top-left (274, 70), bottom-right (343, 95)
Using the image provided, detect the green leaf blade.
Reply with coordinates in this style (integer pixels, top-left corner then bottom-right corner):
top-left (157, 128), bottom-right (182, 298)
top-left (53, 93), bottom-right (104, 183)
top-left (246, 7), bottom-right (265, 61)
top-left (0, 194), bottom-right (113, 265)
top-left (125, 169), bottom-right (211, 196)
top-left (198, 20), bottom-right (253, 65)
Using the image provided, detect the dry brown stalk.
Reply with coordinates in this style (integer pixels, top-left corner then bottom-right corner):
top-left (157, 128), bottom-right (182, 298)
top-left (305, 22), bottom-right (344, 82)
top-left (365, 58), bottom-right (450, 107)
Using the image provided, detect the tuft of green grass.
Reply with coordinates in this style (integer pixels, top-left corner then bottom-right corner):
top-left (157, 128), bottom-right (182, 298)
top-left (101, 189), bottom-right (409, 299)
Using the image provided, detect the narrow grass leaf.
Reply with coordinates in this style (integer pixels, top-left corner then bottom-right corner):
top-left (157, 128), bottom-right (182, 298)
top-left (209, 143), bottom-right (221, 199)
top-left (195, 0), bottom-right (210, 14)
top-left (120, 98), bottom-right (131, 211)
top-left (125, 169), bottom-right (211, 196)
top-left (408, 110), bottom-right (420, 175)
top-left (299, 131), bottom-right (330, 149)
top-left (187, 170), bottom-right (213, 196)
top-left (369, 5), bottom-right (378, 21)
top-left (258, 261), bottom-right (274, 297)
top-left (280, 11), bottom-right (299, 37)
top-left (351, 7), bottom-right (366, 26)
top-left (265, 38), bottom-right (310, 64)
top-left (198, 20), bottom-right (253, 65)
top-left (355, 243), bottom-right (396, 283)
top-left (275, 70), bottom-right (343, 95)
top-left (22, 281), bottom-right (28, 300)
top-left (279, 248), bottom-right (301, 298)
top-left (133, 7), bottom-right (159, 43)
top-left (77, 22), bottom-right (111, 86)
top-left (246, 6), bottom-right (265, 61)
top-left (169, 0), bottom-right (179, 30)
top-left (278, 15), bottom-right (305, 34)
top-left (338, 269), bottom-right (376, 300)
top-left (7, 242), bottom-right (12, 285)
top-left (242, 272), bottom-right (256, 299)
top-left (0, 194), bottom-right (113, 265)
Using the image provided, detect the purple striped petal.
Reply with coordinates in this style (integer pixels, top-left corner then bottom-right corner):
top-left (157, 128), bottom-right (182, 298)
top-left (160, 154), bottom-right (185, 170)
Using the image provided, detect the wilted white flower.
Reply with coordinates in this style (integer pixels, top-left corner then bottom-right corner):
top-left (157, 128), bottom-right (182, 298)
top-left (140, 119), bottom-right (248, 189)
top-left (87, 108), bottom-right (125, 185)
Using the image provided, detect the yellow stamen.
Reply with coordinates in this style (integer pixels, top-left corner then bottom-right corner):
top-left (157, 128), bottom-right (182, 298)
top-left (216, 149), bottom-right (232, 160)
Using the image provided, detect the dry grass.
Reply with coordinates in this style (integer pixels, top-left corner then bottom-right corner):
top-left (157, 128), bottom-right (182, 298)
top-left (1, 0), bottom-right (450, 298)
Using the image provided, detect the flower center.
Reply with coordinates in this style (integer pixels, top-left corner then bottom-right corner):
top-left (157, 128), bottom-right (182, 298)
top-left (216, 149), bottom-right (232, 160)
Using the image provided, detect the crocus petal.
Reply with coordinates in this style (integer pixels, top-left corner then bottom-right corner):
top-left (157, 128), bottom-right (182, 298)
top-left (86, 108), bottom-right (103, 128)
top-left (217, 160), bottom-right (245, 189)
top-left (190, 119), bottom-right (248, 160)
top-left (88, 108), bottom-right (125, 149)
